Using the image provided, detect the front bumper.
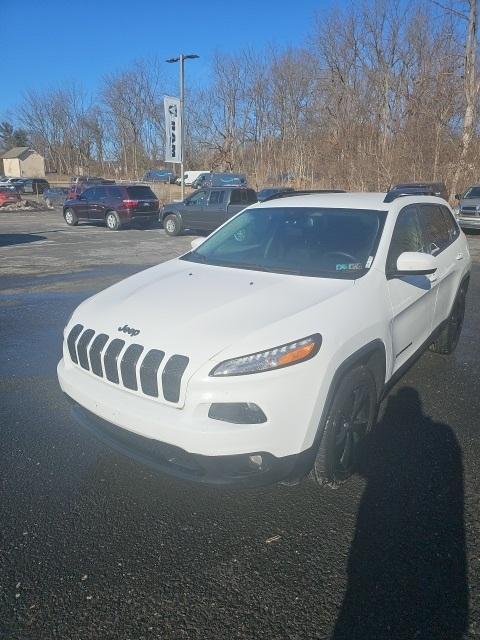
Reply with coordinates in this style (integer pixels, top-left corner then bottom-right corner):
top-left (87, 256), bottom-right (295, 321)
top-left (457, 214), bottom-right (480, 230)
top-left (68, 398), bottom-right (315, 487)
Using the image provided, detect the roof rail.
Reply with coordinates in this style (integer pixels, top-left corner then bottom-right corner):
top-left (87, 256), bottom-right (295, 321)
top-left (263, 189), bottom-right (346, 202)
top-left (383, 189), bottom-right (435, 203)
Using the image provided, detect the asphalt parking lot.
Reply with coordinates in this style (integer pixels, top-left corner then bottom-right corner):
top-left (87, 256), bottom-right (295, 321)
top-left (1, 209), bottom-right (480, 639)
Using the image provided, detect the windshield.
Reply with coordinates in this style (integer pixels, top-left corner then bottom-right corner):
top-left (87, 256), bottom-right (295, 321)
top-left (463, 186), bottom-right (480, 199)
top-left (182, 207), bottom-right (387, 279)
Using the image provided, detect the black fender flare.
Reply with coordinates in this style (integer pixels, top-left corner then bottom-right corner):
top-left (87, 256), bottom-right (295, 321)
top-left (162, 210), bottom-right (182, 223)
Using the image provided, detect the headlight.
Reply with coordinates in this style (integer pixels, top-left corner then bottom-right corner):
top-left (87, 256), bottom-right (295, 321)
top-left (210, 334), bottom-right (322, 376)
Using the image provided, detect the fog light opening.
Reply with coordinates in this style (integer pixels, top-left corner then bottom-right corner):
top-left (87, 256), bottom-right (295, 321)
top-left (208, 402), bottom-right (267, 424)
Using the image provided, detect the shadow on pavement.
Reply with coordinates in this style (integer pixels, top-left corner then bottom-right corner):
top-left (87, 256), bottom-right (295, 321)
top-left (332, 387), bottom-right (468, 640)
top-left (0, 233), bottom-right (47, 247)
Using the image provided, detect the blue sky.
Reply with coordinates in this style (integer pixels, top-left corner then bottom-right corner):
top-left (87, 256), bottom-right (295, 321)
top-left (2, 0), bottom-right (339, 121)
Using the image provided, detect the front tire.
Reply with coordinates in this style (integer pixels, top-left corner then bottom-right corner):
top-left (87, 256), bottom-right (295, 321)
top-left (163, 214), bottom-right (182, 236)
top-left (311, 366), bottom-right (378, 488)
top-left (64, 208), bottom-right (78, 226)
top-left (429, 284), bottom-right (467, 355)
top-left (106, 211), bottom-right (121, 231)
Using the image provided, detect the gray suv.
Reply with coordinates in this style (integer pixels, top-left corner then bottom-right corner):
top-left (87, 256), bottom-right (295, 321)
top-left (456, 185), bottom-right (480, 230)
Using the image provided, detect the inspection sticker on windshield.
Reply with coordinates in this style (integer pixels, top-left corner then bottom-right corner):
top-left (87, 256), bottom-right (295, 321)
top-left (336, 263), bottom-right (364, 271)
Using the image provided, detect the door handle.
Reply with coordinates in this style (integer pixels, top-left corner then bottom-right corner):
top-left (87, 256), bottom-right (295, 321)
top-left (456, 253), bottom-right (464, 261)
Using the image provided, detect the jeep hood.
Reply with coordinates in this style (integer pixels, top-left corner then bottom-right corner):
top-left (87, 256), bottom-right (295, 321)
top-left (72, 259), bottom-right (354, 367)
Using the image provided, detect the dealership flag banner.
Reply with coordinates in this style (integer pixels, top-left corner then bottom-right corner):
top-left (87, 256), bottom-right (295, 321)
top-left (164, 96), bottom-right (182, 163)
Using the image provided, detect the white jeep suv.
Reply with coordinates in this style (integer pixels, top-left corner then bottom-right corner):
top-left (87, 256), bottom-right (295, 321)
top-left (57, 191), bottom-right (471, 488)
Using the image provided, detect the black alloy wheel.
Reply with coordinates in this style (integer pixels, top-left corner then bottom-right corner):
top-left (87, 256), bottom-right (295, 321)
top-left (311, 366), bottom-right (378, 488)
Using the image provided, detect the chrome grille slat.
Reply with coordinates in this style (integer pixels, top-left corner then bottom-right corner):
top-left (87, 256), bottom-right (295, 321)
top-left (120, 344), bottom-right (144, 391)
top-left (77, 329), bottom-right (95, 370)
top-left (162, 355), bottom-right (189, 403)
top-left (140, 349), bottom-right (165, 397)
top-left (89, 334), bottom-right (109, 377)
top-left (67, 324), bottom-right (84, 364)
top-left (103, 339), bottom-right (125, 383)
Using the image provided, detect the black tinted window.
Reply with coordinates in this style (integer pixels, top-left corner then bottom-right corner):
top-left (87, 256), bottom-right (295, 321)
top-left (230, 190), bottom-right (245, 205)
top-left (126, 186), bottom-right (155, 199)
top-left (420, 204), bottom-right (451, 254)
top-left (463, 186), bottom-right (480, 198)
top-left (244, 189), bottom-right (257, 203)
top-left (108, 186), bottom-right (123, 198)
top-left (83, 188), bottom-right (98, 201)
top-left (387, 205), bottom-right (424, 273)
top-left (209, 191), bottom-right (225, 205)
top-left (188, 190), bottom-right (208, 205)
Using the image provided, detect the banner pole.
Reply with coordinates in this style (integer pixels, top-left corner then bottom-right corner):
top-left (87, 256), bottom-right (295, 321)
top-left (180, 53), bottom-right (185, 202)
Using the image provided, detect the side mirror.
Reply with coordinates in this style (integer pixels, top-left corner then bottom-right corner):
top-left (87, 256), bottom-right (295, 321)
top-left (191, 237), bottom-right (205, 250)
top-left (77, 194), bottom-right (85, 200)
top-left (394, 251), bottom-right (437, 276)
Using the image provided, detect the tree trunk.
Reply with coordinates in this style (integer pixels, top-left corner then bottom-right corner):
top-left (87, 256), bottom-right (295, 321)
top-left (450, 0), bottom-right (478, 200)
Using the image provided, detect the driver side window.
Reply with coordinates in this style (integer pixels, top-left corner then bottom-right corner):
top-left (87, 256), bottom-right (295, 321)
top-left (188, 190), bottom-right (207, 205)
top-left (83, 188), bottom-right (98, 202)
top-left (387, 205), bottom-right (424, 274)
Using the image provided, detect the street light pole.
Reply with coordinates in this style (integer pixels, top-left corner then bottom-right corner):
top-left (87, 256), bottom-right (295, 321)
top-left (166, 53), bottom-right (199, 201)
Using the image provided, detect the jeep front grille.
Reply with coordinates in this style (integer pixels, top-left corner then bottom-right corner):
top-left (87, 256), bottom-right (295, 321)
top-left (66, 324), bottom-right (189, 403)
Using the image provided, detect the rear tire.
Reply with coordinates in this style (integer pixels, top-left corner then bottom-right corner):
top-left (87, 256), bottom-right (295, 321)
top-left (164, 214), bottom-right (182, 236)
top-left (310, 366), bottom-right (378, 489)
top-left (429, 284), bottom-right (467, 355)
top-left (106, 211), bottom-right (121, 231)
top-left (64, 208), bottom-right (78, 226)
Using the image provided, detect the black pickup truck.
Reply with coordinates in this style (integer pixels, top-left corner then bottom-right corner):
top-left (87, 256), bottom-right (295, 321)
top-left (160, 187), bottom-right (258, 236)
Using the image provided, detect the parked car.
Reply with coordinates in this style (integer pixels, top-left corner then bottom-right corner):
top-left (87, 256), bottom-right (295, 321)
top-left (0, 187), bottom-right (21, 206)
top-left (20, 178), bottom-right (50, 194)
top-left (390, 181), bottom-right (448, 201)
top-left (142, 170), bottom-right (177, 184)
top-left (63, 184), bottom-right (159, 230)
top-left (58, 190), bottom-right (470, 488)
top-left (161, 186), bottom-right (258, 235)
top-left (257, 187), bottom-right (295, 202)
top-left (454, 184), bottom-right (480, 230)
top-left (43, 187), bottom-right (68, 207)
top-left (176, 170), bottom-right (209, 186)
top-left (191, 172), bottom-right (247, 189)
top-left (0, 177), bottom-right (25, 191)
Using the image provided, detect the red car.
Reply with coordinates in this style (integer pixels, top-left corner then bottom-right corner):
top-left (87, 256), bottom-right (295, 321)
top-left (0, 187), bottom-right (21, 207)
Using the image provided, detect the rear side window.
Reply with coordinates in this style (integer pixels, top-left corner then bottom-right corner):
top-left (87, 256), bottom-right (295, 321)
top-left (230, 189), bottom-right (257, 205)
top-left (230, 190), bottom-right (242, 204)
top-left (209, 191), bottom-right (225, 205)
top-left (419, 204), bottom-right (451, 254)
top-left (126, 186), bottom-right (156, 199)
top-left (108, 186), bottom-right (123, 198)
top-left (387, 205), bottom-right (425, 273)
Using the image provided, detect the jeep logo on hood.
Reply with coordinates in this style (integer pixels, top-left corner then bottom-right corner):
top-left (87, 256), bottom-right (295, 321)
top-left (118, 324), bottom-right (140, 337)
